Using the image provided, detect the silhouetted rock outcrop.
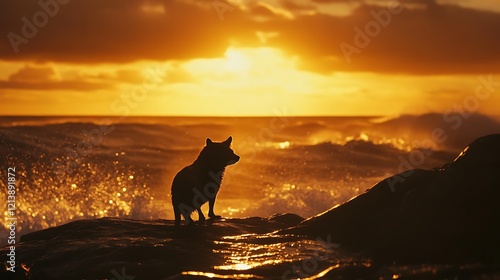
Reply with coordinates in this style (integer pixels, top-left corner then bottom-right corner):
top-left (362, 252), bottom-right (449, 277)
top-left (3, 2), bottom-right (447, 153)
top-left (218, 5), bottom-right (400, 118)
top-left (284, 134), bottom-right (500, 263)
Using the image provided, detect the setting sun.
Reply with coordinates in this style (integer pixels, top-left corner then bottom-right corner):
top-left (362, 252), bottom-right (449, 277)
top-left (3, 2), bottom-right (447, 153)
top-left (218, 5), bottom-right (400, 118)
top-left (1, 0), bottom-right (499, 117)
top-left (224, 48), bottom-right (251, 73)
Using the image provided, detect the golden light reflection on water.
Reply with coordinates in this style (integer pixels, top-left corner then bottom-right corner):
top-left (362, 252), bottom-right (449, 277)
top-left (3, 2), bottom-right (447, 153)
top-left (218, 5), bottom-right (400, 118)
top-left (182, 271), bottom-right (263, 279)
top-left (221, 207), bottom-right (247, 216)
top-left (213, 237), bottom-right (290, 272)
top-left (212, 234), bottom-right (334, 275)
top-left (259, 134), bottom-right (418, 152)
top-left (278, 141), bottom-right (290, 149)
top-left (255, 141), bottom-right (292, 149)
top-left (215, 263), bottom-right (253, 271)
top-left (300, 265), bottom-right (341, 280)
top-left (343, 134), bottom-right (414, 151)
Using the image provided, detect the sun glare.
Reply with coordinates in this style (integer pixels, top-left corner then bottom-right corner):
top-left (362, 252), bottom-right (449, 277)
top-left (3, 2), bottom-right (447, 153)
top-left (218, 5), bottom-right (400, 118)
top-left (224, 48), bottom-right (251, 73)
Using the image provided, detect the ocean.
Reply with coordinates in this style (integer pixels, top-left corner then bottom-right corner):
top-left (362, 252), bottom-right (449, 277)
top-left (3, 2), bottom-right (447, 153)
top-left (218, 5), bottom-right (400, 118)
top-left (1, 114), bottom-right (500, 279)
top-left (2, 113), bottom-right (500, 243)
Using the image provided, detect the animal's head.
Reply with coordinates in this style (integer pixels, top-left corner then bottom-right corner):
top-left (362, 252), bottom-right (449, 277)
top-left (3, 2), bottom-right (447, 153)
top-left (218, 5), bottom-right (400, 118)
top-left (200, 136), bottom-right (240, 167)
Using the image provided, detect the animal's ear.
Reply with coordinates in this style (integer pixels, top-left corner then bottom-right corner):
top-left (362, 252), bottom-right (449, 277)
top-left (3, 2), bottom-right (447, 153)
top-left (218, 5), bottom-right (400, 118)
top-left (206, 138), bottom-right (213, 146)
top-left (224, 136), bottom-right (233, 146)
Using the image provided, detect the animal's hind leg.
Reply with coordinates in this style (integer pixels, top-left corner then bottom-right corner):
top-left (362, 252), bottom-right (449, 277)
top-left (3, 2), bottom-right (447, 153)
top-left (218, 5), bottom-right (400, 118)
top-left (182, 211), bottom-right (194, 225)
top-left (197, 208), bottom-right (206, 222)
top-left (177, 202), bottom-right (194, 225)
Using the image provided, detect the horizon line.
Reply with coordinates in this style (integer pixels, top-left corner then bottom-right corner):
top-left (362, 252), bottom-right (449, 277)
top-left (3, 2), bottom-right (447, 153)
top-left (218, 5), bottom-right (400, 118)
top-left (0, 114), bottom-right (385, 118)
top-left (1, 112), bottom-right (499, 118)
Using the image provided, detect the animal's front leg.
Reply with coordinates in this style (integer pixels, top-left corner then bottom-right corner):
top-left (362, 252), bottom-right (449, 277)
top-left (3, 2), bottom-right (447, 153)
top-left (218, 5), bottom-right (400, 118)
top-left (208, 198), bottom-right (221, 219)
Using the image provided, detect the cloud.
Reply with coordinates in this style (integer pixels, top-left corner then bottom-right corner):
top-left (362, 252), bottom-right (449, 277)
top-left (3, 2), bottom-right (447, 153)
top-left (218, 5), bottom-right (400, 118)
top-left (249, 2), bottom-right (295, 19)
top-left (0, 65), bottom-right (113, 91)
top-left (0, 0), bottom-right (500, 74)
top-left (271, 2), bottom-right (500, 74)
top-left (8, 65), bottom-right (57, 82)
top-left (0, 80), bottom-right (113, 91)
top-left (0, 0), bottom-right (240, 63)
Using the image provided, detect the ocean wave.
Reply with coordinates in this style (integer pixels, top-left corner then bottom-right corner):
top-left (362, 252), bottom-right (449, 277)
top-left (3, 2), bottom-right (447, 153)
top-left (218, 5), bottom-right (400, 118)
top-left (375, 113), bottom-right (500, 150)
top-left (0, 116), bottom-right (463, 246)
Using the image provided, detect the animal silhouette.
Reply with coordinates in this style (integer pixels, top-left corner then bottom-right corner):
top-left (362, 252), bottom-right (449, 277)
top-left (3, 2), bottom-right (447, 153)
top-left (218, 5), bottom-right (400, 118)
top-left (171, 136), bottom-right (240, 225)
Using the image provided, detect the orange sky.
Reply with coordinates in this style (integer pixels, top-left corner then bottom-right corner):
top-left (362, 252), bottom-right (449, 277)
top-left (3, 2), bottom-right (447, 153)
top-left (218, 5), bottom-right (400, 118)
top-left (0, 0), bottom-right (499, 116)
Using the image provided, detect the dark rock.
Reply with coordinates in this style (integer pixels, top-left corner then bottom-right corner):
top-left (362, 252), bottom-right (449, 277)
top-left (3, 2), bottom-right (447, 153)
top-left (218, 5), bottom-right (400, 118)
top-left (283, 134), bottom-right (500, 263)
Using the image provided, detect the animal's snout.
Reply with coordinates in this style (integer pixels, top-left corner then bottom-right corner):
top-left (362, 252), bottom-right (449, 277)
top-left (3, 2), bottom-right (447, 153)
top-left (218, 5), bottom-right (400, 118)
top-left (228, 154), bottom-right (240, 165)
